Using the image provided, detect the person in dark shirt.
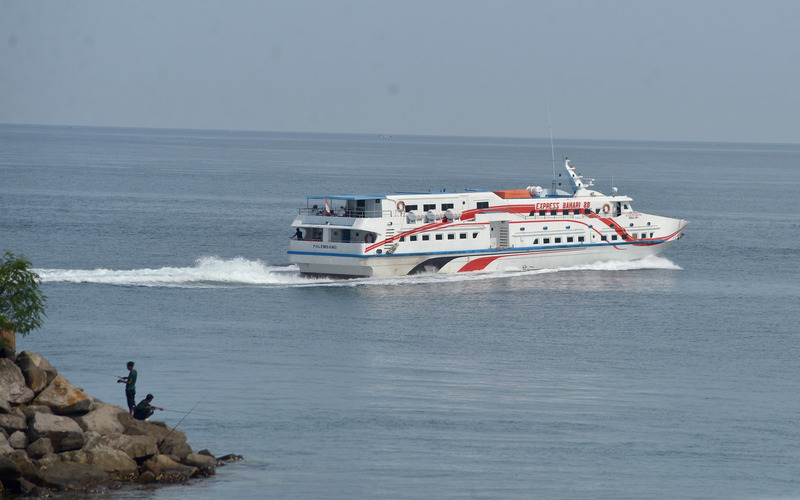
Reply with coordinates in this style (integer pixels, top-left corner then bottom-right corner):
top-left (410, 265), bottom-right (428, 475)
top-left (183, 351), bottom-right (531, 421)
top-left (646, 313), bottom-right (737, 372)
top-left (133, 394), bottom-right (163, 421)
top-left (117, 361), bottom-right (137, 414)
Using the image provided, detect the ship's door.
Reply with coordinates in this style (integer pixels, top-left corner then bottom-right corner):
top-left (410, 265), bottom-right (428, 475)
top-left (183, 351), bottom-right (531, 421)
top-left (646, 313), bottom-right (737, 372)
top-left (490, 221), bottom-right (510, 249)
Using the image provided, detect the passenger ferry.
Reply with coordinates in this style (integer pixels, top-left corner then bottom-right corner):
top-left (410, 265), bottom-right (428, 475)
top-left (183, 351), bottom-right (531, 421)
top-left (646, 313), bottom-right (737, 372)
top-left (289, 158), bottom-right (689, 278)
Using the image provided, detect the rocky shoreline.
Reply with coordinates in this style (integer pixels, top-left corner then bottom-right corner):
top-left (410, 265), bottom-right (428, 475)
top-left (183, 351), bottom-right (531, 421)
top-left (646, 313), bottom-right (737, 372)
top-left (0, 350), bottom-right (241, 496)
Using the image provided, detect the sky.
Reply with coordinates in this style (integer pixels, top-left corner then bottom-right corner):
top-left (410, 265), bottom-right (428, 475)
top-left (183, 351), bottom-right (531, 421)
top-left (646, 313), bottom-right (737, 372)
top-left (2, 0), bottom-right (799, 143)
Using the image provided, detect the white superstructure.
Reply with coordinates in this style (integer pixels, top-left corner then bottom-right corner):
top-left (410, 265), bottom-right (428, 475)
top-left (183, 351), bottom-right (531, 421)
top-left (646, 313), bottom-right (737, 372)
top-left (288, 159), bottom-right (689, 278)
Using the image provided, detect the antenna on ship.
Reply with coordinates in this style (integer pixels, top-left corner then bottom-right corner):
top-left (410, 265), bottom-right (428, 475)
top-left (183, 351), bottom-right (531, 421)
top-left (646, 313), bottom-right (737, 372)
top-left (547, 101), bottom-right (556, 195)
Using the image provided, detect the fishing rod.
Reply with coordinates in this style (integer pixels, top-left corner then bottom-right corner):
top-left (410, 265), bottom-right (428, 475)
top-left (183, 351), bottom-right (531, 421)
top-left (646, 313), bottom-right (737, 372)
top-left (158, 391), bottom-right (209, 447)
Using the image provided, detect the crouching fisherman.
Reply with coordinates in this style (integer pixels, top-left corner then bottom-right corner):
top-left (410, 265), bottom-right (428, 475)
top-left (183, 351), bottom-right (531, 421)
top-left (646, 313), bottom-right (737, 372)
top-left (133, 393), bottom-right (164, 421)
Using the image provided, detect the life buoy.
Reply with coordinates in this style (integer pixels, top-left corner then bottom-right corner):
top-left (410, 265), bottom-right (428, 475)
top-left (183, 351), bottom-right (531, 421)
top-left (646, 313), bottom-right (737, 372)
top-left (397, 201), bottom-right (406, 211)
top-left (364, 233), bottom-right (375, 244)
top-left (602, 203), bottom-right (611, 214)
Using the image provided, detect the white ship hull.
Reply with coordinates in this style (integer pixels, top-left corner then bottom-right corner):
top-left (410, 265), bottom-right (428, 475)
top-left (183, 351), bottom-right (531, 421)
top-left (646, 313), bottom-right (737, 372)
top-left (289, 159), bottom-right (688, 278)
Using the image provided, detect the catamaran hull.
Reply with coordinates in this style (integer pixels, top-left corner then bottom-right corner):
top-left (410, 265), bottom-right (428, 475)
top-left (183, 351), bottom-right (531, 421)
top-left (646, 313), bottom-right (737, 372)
top-left (294, 236), bottom-right (684, 279)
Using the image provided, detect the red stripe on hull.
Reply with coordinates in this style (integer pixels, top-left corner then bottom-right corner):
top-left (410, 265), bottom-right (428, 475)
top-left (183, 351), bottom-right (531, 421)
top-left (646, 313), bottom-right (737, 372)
top-left (457, 255), bottom-right (503, 272)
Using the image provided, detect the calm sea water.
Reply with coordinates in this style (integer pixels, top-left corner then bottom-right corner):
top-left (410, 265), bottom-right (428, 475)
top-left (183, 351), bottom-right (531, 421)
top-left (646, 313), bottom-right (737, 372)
top-left (1, 125), bottom-right (799, 499)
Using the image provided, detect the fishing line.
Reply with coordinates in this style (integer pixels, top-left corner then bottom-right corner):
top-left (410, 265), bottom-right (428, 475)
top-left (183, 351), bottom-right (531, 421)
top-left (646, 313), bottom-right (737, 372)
top-left (158, 391), bottom-right (210, 447)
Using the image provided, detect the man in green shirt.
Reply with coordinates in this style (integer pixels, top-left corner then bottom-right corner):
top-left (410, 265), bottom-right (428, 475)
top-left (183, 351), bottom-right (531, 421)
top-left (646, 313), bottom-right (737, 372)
top-left (133, 394), bottom-right (163, 421)
top-left (117, 361), bottom-right (137, 414)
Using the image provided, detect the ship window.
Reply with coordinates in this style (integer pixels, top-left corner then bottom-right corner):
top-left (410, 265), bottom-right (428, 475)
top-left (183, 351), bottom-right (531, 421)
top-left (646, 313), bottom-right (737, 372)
top-left (448, 234), bottom-right (455, 240)
top-left (650, 232), bottom-right (654, 238)
top-left (460, 233), bottom-right (467, 239)
top-left (611, 234), bottom-right (618, 241)
top-left (435, 234), bottom-right (442, 240)
top-left (410, 235), bottom-right (418, 241)
top-left (405, 204), bottom-right (418, 212)
top-left (578, 236), bottom-right (585, 242)
top-left (423, 204), bottom-right (436, 211)
top-left (529, 210), bottom-right (537, 216)
top-left (573, 209), bottom-right (580, 215)
top-left (533, 238), bottom-right (539, 244)
top-left (567, 236), bottom-right (574, 243)
top-left (477, 201), bottom-right (489, 209)
top-left (539, 210), bottom-right (546, 216)
top-left (601, 235), bottom-right (607, 241)
top-left (554, 237), bottom-right (561, 243)
top-left (550, 209), bottom-right (557, 215)
top-left (624, 204), bottom-right (629, 210)
top-left (562, 209), bottom-right (569, 215)
top-left (473, 233), bottom-right (479, 238)
top-left (543, 238), bottom-right (550, 244)
top-left (596, 208), bottom-right (601, 214)
top-left (441, 203), bottom-right (454, 210)
top-left (399, 236), bottom-right (405, 242)
top-left (422, 234), bottom-right (430, 241)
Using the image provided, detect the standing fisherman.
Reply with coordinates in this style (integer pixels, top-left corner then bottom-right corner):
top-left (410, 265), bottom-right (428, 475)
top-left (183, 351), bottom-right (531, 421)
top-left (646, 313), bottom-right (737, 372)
top-left (117, 361), bottom-right (137, 414)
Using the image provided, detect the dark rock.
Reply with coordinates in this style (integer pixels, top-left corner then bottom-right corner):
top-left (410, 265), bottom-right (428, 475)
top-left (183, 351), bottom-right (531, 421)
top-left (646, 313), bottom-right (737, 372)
top-left (184, 452), bottom-right (216, 476)
top-left (98, 433), bottom-right (158, 461)
top-left (26, 437), bottom-right (54, 459)
top-left (55, 448), bottom-right (89, 464)
top-left (27, 412), bottom-right (84, 452)
top-left (0, 398), bottom-right (10, 414)
top-left (137, 470), bottom-right (156, 484)
top-left (33, 462), bottom-right (109, 491)
top-left (5, 450), bottom-right (36, 478)
top-left (15, 352), bottom-right (57, 396)
top-left (125, 419), bottom-right (186, 443)
top-left (159, 439), bottom-right (192, 461)
top-left (141, 454), bottom-right (197, 484)
top-left (22, 405), bottom-right (52, 421)
top-left (32, 374), bottom-right (94, 415)
top-left (82, 430), bottom-right (103, 450)
top-left (15, 352), bottom-right (58, 386)
top-left (8, 430), bottom-right (27, 449)
top-left (83, 448), bottom-right (138, 479)
top-left (218, 453), bottom-right (244, 462)
top-left (0, 455), bottom-right (22, 481)
top-left (11, 477), bottom-right (40, 496)
top-left (124, 419), bottom-right (192, 461)
top-left (0, 436), bottom-right (13, 455)
top-left (33, 453), bottom-right (60, 469)
top-left (197, 448), bottom-right (213, 457)
top-left (0, 358), bottom-right (34, 405)
top-left (74, 403), bottom-right (129, 434)
top-left (0, 413), bottom-right (26, 433)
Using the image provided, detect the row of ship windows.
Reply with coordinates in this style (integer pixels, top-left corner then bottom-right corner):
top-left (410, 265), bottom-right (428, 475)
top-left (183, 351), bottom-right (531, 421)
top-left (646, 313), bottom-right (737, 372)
top-left (404, 203), bottom-right (457, 212)
top-left (396, 232), bottom-right (656, 244)
top-left (400, 232), bottom-right (479, 241)
top-left (402, 203), bottom-right (632, 215)
top-left (531, 208), bottom-right (602, 216)
top-left (601, 232), bottom-right (654, 241)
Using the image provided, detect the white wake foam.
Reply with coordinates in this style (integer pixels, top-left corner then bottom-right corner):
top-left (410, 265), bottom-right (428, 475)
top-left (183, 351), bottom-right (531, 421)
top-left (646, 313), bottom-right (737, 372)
top-left (36, 256), bottom-right (311, 288)
top-left (36, 255), bottom-right (680, 289)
